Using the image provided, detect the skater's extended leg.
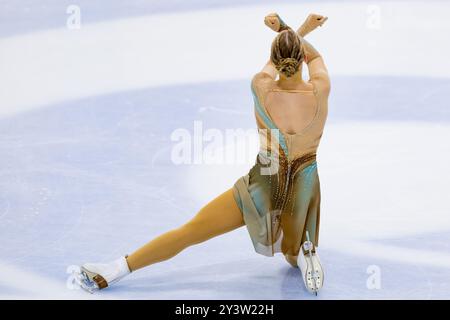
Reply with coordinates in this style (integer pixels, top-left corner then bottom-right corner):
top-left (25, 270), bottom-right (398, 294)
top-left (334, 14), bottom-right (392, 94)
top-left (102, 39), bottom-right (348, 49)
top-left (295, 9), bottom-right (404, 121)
top-left (126, 188), bottom-right (245, 271)
top-left (77, 188), bottom-right (244, 292)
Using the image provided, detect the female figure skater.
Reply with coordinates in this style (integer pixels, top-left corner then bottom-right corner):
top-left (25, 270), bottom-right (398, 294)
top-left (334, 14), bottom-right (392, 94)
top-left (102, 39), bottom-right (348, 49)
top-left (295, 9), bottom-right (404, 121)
top-left (77, 13), bottom-right (330, 295)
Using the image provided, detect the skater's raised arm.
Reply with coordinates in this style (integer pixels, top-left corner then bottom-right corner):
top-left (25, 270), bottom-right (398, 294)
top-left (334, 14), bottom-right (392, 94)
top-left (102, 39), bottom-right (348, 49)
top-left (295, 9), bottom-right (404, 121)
top-left (257, 13), bottom-right (295, 80)
top-left (264, 13), bottom-right (291, 33)
top-left (264, 13), bottom-right (327, 37)
top-left (257, 13), bottom-right (328, 81)
top-left (301, 38), bottom-right (330, 95)
top-left (296, 13), bottom-right (328, 38)
top-left (295, 14), bottom-right (330, 94)
top-left (256, 60), bottom-right (278, 81)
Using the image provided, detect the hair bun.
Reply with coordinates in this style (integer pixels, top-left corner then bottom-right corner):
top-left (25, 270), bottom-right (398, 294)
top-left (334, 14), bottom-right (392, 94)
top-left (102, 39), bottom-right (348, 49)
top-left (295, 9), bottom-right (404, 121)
top-left (278, 57), bottom-right (299, 77)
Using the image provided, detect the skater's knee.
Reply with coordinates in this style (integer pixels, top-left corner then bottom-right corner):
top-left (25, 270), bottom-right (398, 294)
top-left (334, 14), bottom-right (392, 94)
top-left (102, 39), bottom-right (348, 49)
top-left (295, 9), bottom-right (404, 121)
top-left (284, 254), bottom-right (299, 268)
top-left (180, 218), bottom-right (203, 234)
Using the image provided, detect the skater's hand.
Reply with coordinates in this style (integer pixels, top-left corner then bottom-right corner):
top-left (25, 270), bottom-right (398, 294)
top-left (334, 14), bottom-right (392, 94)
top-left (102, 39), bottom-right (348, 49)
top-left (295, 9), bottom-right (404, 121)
top-left (301, 14), bottom-right (328, 34)
top-left (264, 13), bottom-right (289, 32)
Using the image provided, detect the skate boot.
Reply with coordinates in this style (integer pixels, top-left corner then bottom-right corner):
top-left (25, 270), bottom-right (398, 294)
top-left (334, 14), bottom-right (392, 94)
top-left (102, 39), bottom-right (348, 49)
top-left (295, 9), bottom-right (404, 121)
top-left (76, 256), bottom-right (131, 293)
top-left (297, 231), bottom-right (324, 296)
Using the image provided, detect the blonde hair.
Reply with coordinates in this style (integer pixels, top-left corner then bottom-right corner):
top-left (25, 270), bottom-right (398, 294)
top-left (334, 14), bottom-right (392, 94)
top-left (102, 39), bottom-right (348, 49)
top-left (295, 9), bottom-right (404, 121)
top-left (270, 29), bottom-right (305, 77)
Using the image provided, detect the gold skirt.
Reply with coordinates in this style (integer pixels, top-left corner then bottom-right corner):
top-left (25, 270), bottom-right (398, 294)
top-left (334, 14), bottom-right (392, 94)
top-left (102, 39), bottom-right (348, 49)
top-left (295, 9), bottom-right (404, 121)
top-left (233, 152), bottom-right (320, 257)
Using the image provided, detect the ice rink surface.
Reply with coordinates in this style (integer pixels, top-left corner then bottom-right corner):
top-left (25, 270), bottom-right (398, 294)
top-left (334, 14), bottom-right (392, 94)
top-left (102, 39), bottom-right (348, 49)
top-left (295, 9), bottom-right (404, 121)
top-left (1, 0), bottom-right (450, 299)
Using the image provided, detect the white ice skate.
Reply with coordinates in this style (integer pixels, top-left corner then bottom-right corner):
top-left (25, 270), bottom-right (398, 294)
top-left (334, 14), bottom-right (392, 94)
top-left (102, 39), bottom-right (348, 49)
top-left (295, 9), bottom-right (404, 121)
top-left (297, 231), bottom-right (324, 296)
top-left (76, 256), bottom-right (131, 293)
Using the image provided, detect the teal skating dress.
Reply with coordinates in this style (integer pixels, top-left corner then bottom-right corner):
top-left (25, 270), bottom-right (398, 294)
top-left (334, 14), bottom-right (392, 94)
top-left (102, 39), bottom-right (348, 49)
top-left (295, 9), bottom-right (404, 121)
top-left (233, 72), bottom-right (328, 257)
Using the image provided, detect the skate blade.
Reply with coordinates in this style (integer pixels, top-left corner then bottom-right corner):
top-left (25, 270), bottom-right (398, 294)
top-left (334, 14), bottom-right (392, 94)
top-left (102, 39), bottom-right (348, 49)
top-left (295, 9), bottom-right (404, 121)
top-left (303, 254), bottom-right (323, 295)
top-left (73, 270), bottom-right (98, 294)
top-left (80, 266), bottom-right (109, 290)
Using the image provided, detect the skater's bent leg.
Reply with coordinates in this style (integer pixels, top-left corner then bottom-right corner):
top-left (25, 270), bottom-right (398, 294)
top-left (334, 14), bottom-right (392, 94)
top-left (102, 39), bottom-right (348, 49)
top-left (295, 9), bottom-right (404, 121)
top-left (284, 254), bottom-right (299, 268)
top-left (126, 188), bottom-right (244, 271)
